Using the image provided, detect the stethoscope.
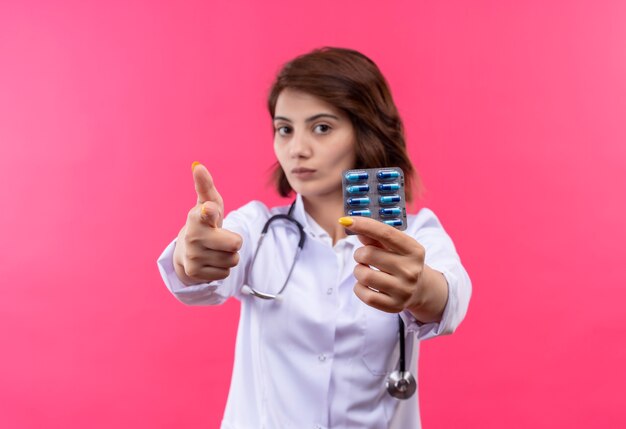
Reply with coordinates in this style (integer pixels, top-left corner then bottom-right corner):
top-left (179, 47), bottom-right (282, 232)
top-left (240, 201), bottom-right (417, 399)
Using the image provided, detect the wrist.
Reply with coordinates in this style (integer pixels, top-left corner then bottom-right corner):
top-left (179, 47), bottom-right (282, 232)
top-left (407, 265), bottom-right (448, 323)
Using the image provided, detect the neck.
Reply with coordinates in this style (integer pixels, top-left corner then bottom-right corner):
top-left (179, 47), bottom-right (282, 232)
top-left (302, 192), bottom-right (347, 245)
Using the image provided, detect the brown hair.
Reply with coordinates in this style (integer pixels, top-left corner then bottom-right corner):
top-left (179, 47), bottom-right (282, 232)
top-left (268, 47), bottom-right (418, 202)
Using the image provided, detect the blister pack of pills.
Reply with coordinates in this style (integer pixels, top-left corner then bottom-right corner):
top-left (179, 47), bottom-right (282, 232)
top-left (341, 167), bottom-right (407, 232)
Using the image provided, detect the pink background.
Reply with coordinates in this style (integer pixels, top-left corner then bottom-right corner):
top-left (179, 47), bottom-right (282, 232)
top-left (1, 1), bottom-right (625, 428)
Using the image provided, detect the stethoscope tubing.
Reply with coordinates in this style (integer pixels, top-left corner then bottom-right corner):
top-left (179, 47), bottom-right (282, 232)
top-left (240, 200), bottom-right (416, 399)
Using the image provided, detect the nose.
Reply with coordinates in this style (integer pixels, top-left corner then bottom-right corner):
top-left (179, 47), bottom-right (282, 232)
top-left (288, 130), bottom-right (312, 159)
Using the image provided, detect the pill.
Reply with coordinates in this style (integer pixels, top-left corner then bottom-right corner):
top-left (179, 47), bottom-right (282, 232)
top-left (345, 171), bottom-right (369, 182)
top-left (378, 183), bottom-right (400, 192)
top-left (347, 197), bottom-right (370, 206)
top-left (377, 170), bottom-right (400, 180)
top-left (379, 207), bottom-right (402, 217)
top-left (346, 184), bottom-right (370, 194)
top-left (383, 219), bottom-right (403, 227)
top-left (349, 209), bottom-right (372, 217)
top-left (379, 195), bottom-right (401, 205)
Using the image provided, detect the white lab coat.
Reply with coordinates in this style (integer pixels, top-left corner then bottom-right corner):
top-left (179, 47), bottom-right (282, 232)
top-left (158, 194), bottom-right (471, 429)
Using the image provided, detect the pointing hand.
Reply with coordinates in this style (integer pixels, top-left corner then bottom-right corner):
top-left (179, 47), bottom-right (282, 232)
top-left (173, 162), bottom-right (243, 285)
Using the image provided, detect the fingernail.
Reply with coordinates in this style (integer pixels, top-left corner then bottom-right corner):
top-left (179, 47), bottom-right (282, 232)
top-left (191, 161), bottom-right (201, 171)
top-left (200, 204), bottom-right (207, 218)
top-left (338, 217), bottom-right (353, 227)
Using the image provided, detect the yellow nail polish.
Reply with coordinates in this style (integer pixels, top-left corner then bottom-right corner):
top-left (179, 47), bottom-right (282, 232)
top-left (191, 161), bottom-right (201, 171)
top-left (338, 217), bottom-right (353, 227)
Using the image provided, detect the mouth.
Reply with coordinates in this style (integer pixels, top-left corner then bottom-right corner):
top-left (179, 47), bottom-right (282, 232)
top-left (291, 167), bottom-right (316, 174)
top-left (290, 167), bottom-right (317, 180)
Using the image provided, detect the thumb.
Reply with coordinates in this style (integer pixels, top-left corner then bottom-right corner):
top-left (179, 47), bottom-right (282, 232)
top-left (192, 161), bottom-right (224, 206)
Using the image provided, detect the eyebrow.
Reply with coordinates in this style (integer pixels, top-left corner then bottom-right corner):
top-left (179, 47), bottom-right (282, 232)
top-left (273, 113), bottom-right (340, 123)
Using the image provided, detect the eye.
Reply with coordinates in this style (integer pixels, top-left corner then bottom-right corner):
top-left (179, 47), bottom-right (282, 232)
top-left (313, 124), bottom-right (331, 134)
top-left (275, 125), bottom-right (292, 136)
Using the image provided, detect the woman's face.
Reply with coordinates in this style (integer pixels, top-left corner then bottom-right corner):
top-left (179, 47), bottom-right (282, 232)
top-left (273, 89), bottom-right (356, 201)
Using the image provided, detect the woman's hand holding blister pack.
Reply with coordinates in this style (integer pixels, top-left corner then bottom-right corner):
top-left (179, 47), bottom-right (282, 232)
top-left (338, 215), bottom-right (449, 323)
top-left (173, 162), bottom-right (243, 285)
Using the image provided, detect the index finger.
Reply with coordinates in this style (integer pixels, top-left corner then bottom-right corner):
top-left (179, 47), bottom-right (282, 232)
top-left (192, 162), bottom-right (224, 207)
top-left (338, 216), bottom-right (416, 255)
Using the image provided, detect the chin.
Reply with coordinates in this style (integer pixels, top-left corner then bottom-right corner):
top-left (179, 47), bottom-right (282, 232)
top-left (299, 186), bottom-right (342, 201)
top-left (287, 177), bottom-right (341, 199)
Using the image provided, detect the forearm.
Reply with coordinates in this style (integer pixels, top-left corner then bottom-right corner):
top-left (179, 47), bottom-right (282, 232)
top-left (407, 265), bottom-right (449, 324)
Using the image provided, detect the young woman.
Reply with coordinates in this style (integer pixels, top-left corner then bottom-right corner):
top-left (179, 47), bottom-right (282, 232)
top-left (158, 47), bottom-right (471, 429)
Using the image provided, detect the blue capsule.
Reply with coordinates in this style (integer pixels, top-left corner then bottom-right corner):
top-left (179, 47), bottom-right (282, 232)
top-left (349, 209), bottom-right (372, 217)
top-left (379, 207), bottom-right (402, 217)
top-left (383, 219), bottom-right (403, 227)
top-left (379, 195), bottom-right (401, 205)
top-left (378, 183), bottom-right (400, 192)
top-left (377, 170), bottom-right (400, 180)
top-left (345, 171), bottom-right (369, 182)
top-left (346, 184), bottom-right (370, 194)
top-left (347, 197), bottom-right (370, 206)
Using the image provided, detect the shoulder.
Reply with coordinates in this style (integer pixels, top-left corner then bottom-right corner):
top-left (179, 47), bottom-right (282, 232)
top-left (406, 207), bottom-right (445, 232)
top-left (405, 208), bottom-right (457, 249)
top-left (223, 200), bottom-right (291, 228)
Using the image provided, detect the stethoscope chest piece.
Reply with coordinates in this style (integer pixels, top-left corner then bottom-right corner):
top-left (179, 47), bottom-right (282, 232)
top-left (386, 370), bottom-right (417, 400)
top-left (385, 316), bottom-right (416, 399)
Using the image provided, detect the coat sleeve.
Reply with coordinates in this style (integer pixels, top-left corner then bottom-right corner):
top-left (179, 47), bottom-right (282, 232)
top-left (399, 208), bottom-right (472, 341)
top-left (156, 201), bottom-right (269, 306)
